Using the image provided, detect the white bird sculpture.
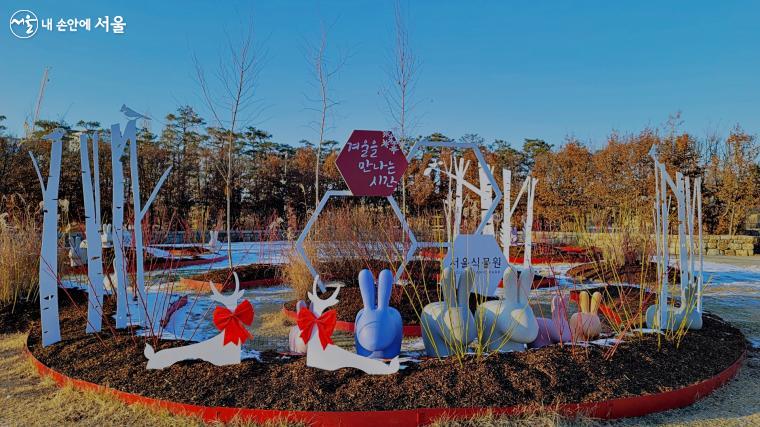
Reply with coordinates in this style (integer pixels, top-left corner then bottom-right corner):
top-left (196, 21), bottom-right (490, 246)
top-left (120, 104), bottom-right (151, 120)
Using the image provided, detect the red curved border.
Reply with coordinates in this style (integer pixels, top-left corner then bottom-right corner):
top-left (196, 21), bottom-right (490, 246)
top-left (24, 340), bottom-right (745, 426)
top-left (66, 255), bottom-right (227, 275)
top-left (282, 306), bottom-right (422, 337)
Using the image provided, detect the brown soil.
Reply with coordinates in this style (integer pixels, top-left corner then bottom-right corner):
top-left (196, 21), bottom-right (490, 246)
top-left (188, 264), bottom-right (283, 286)
top-left (284, 283), bottom-right (498, 325)
top-left (508, 243), bottom-right (598, 263)
top-left (27, 298), bottom-right (747, 412)
top-left (0, 287), bottom-right (89, 335)
top-left (567, 261), bottom-right (680, 284)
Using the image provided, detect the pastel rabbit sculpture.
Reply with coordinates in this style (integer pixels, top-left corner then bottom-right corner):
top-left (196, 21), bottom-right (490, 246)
top-left (288, 300), bottom-right (309, 354)
top-left (421, 267), bottom-right (477, 357)
top-left (476, 265), bottom-right (539, 352)
top-left (355, 269), bottom-right (403, 359)
top-left (529, 295), bottom-right (572, 348)
top-left (570, 291), bottom-right (602, 340)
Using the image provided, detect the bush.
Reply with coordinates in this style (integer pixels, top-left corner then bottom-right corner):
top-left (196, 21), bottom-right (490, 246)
top-left (0, 195), bottom-right (41, 308)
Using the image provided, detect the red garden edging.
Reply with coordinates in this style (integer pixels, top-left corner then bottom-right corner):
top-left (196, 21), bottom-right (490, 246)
top-left (24, 337), bottom-right (746, 426)
top-left (66, 255), bottom-right (227, 275)
top-left (282, 306), bottom-right (423, 337)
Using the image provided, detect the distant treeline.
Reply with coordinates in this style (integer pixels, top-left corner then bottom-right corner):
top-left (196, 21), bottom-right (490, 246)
top-left (0, 109), bottom-right (758, 235)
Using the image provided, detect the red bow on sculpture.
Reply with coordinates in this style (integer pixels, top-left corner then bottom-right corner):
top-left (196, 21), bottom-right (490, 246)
top-left (213, 300), bottom-right (254, 346)
top-left (297, 307), bottom-right (337, 350)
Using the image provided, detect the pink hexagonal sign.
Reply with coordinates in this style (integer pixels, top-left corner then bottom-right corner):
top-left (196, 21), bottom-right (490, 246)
top-left (335, 130), bottom-right (409, 197)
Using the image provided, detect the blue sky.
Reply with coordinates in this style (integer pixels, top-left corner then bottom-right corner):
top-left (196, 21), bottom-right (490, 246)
top-left (1, 1), bottom-right (758, 149)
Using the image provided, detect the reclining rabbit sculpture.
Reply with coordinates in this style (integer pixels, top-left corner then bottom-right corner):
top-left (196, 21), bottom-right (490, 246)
top-left (421, 267), bottom-right (477, 357)
top-left (476, 265), bottom-right (538, 352)
top-left (288, 300), bottom-right (308, 354)
top-left (569, 291), bottom-right (602, 340)
top-left (355, 269), bottom-right (403, 358)
top-left (529, 294), bottom-right (572, 348)
top-left (298, 276), bottom-right (400, 375)
top-left (144, 273), bottom-right (253, 369)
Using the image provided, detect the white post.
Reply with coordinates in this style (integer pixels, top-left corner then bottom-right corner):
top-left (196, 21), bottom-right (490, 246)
top-left (696, 178), bottom-right (703, 314)
top-left (79, 133), bottom-right (105, 333)
top-left (453, 158), bottom-right (469, 238)
top-left (523, 177), bottom-right (537, 268)
top-left (129, 121), bottom-right (172, 328)
top-left (478, 164), bottom-right (494, 235)
top-left (111, 122), bottom-right (131, 328)
top-left (500, 169), bottom-right (512, 251)
top-left (675, 173), bottom-right (689, 306)
top-left (659, 164), bottom-right (670, 328)
top-left (30, 129), bottom-right (64, 347)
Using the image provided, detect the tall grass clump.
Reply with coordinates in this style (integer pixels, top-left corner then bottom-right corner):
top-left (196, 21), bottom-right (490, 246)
top-left (283, 203), bottom-right (413, 291)
top-left (0, 195), bottom-right (41, 309)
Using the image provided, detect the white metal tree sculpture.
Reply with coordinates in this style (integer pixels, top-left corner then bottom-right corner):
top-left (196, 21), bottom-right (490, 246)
top-left (125, 108), bottom-right (172, 328)
top-left (646, 146), bottom-right (703, 331)
top-left (110, 120), bottom-right (131, 328)
top-left (30, 128), bottom-right (64, 347)
top-left (522, 176), bottom-right (538, 267)
top-left (498, 169), bottom-right (536, 267)
top-left (478, 164), bottom-right (495, 235)
top-left (79, 132), bottom-right (105, 332)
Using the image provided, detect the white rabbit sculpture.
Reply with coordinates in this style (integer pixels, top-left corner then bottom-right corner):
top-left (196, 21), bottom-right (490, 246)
top-left (207, 230), bottom-right (220, 253)
top-left (298, 277), bottom-right (400, 375)
top-left (101, 223), bottom-right (113, 248)
top-left (67, 236), bottom-right (88, 267)
top-left (144, 273), bottom-right (253, 369)
top-left (476, 265), bottom-right (538, 352)
top-left (421, 267), bottom-right (477, 357)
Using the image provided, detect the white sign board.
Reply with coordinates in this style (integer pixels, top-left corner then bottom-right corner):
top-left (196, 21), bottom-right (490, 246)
top-left (444, 234), bottom-right (507, 296)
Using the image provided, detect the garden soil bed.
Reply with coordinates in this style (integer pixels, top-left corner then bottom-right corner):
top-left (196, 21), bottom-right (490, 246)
top-left (181, 264), bottom-right (284, 291)
top-left (27, 298), bottom-right (747, 412)
top-left (567, 261), bottom-right (679, 285)
top-left (0, 287), bottom-right (88, 334)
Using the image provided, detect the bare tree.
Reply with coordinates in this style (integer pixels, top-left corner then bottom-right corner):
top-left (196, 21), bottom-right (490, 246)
top-left (194, 19), bottom-right (262, 267)
top-left (382, 0), bottom-right (420, 213)
top-left (305, 22), bottom-right (347, 208)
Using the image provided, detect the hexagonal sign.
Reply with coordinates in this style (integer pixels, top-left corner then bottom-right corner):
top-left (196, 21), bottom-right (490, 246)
top-left (336, 130), bottom-right (409, 197)
top-left (444, 234), bottom-right (507, 297)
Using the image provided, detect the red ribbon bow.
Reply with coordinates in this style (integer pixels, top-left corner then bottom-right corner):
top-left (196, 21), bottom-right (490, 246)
top-left (297, 307), bottom-right (337, 350)
top-left (213, 300), bottom-right (254, 346)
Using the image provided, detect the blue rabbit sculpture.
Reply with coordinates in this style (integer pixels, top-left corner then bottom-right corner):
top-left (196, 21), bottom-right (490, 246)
top-left (354, 269), bottom-right (403, 359)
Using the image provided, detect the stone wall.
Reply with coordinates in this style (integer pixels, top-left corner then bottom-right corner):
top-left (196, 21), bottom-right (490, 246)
top-left (532, 231), bottom-right (759, 257)
top-left (685, 235), bottom-right (759, 256)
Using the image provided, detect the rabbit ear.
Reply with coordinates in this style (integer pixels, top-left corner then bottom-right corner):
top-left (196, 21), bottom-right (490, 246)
top-left (457, 267), bottom-right (475, 309)
top-left (501, 266), bottom-right (519, 302)
top-left (590, 292), bottom-right (602, 315)
top-left (358, 269), bottom-right (376, 310)
top-left (440, 267), bottom-right (456, 307)
top-left (517, 266), bottom-right (534, 304)
top-left (377, 269), bottom-right (393, 310)
top-left (553, 294), bottom-right (569, 317)
top-left (296, 300), bottom-right (307, 313)
top-left (579, 291), bottom-right (590, 313)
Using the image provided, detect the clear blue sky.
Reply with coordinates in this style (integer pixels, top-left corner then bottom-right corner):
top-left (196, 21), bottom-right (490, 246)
top-left (1, 1), bottom-right (758, 149)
